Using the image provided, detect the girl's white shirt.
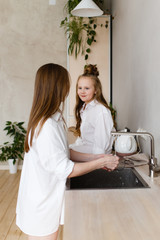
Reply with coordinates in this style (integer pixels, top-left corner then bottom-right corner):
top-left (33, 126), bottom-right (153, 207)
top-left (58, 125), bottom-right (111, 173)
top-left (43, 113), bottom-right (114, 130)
top-left (16, 112), bottom-right (74, 237)
top-left (70, 100), bottom-right (114, 155)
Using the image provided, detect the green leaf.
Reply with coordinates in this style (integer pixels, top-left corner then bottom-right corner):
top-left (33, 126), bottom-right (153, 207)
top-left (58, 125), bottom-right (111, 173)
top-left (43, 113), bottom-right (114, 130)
top-left (89, 19), bottom-right (94, 24)
top-left (13, 159), bottom-right (16, 165)
top-left (6, 121), bottom-right (12, 125)
top-left (4, 126), bottom-right (10, 131)
top-left (87, 38), bottom-right (92, 46)
top-left (85, 54), bottom-right (88, 60)
top-left (18, 122), bottom-right (24, 126)
top-left (90, 30), bottom-right (96, 36)
top-left (93, 24), bottom-right (97, 29)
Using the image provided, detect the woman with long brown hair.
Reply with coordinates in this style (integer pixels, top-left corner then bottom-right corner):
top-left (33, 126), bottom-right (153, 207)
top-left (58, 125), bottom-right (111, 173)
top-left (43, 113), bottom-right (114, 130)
top-left (70, 64), bottom-right (114, 155)
top-left (16, 63), bottom-right (119, 240)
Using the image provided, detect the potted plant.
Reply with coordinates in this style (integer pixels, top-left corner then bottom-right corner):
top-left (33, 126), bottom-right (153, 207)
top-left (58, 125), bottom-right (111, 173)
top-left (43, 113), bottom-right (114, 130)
top-left (0, 121), bottom-right (26, 174)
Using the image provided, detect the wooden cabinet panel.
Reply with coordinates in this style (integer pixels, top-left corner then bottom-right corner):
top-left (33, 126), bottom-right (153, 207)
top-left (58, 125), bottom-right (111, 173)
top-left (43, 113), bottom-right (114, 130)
top-left (66, 16), bottom-right (110, 127)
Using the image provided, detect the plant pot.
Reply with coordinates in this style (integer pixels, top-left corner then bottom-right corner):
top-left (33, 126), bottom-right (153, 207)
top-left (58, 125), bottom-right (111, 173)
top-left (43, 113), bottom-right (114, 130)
top-left (7, 159), bottom-right (19, 174)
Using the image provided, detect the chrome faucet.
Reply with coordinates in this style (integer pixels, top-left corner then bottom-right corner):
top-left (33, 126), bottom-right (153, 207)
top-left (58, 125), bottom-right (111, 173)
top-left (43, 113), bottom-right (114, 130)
top-left (111, 131), bottom-right (160, 178)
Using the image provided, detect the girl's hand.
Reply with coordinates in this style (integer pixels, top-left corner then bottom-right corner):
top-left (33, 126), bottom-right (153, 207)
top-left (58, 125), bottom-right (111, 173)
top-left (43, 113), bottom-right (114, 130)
top-left (102, 167), bottom-right (112, 172)
top-left (103, 154), bottom-right (119, 171)
top-left (93, 154), bottom-right (105, 160)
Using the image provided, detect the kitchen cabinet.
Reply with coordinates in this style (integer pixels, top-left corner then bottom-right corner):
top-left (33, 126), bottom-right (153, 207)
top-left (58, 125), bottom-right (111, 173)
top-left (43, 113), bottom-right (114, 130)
top-left (66, 16), bottom-right (111, 127)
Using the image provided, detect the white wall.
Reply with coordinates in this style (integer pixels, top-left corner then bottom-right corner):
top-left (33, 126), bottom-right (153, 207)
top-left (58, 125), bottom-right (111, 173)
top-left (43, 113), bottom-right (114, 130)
top-left (0, 0), bottom-right (67, 166)
top-left (111, 0), bottom-right (160, 161)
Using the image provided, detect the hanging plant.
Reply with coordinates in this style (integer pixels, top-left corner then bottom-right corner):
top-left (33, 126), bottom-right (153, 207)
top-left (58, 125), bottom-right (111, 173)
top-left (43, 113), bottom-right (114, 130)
top-left (61, 17), bottom-right (84, 58)
top-left (60, 0), bottom-right (108, 61)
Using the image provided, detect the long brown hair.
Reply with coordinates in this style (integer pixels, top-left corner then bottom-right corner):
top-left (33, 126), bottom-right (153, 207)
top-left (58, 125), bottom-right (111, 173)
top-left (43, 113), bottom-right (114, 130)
top-left (24, 63), bottom-right (70, 152)
top-left (75, 64), bottom-right (110, 136)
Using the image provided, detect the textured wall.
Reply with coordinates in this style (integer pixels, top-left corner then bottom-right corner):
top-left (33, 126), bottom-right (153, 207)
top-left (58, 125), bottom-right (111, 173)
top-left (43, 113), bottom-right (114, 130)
top-left (0, 0), bottom-right (67, 165)
top-left (111, 0), bottom-right (160, 161)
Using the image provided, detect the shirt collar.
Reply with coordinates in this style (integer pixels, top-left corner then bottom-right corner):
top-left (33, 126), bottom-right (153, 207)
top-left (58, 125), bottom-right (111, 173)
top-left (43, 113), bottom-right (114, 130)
top-left (81, 99), bottom-right (97, 112)
top-left (52, 111), bottom-right (62, 122)
top-left (88, 99), bottom-right (97, 106)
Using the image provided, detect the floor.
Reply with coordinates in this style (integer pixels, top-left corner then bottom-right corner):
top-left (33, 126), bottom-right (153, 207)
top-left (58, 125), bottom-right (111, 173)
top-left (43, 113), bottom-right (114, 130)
top-left (0, 170), bottom-right (63, 240)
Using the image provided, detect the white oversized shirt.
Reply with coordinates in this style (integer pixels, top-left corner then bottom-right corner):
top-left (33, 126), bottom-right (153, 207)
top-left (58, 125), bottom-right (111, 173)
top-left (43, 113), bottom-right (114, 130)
top-left (16, 112), bottom-right (74, 236)
top-left (70, 100), bottom-right (114, 154)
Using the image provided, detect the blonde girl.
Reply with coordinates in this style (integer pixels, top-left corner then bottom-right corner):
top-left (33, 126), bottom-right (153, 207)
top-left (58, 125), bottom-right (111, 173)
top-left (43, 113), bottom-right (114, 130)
top-left (70, 64), bottom-right (114, 155)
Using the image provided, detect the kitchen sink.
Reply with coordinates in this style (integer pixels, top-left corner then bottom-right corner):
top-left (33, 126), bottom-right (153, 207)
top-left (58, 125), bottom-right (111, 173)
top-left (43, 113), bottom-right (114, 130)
top-left (69, 168), bottom-right (149, 190)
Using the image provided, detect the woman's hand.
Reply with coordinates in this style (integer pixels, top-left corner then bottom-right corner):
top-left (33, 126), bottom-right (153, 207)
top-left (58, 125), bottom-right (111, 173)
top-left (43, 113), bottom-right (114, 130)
top-left (68, 152), bottom-right (119, 178)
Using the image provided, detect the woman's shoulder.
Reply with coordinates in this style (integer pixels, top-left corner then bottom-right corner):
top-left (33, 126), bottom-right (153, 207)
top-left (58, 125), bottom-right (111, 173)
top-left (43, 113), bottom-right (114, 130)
top-left (43, 119), bottom-right (56, 131)
top-left (41, 113), bottom-right (62, 132)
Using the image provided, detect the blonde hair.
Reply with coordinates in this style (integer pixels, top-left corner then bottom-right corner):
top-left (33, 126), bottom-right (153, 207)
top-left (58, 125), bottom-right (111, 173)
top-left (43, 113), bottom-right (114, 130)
top-left (24, 63), bottom-right (70, 152)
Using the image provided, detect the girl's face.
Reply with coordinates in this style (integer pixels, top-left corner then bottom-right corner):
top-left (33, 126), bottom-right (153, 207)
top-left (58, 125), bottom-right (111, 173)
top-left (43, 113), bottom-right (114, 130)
top-left (77, 77), bottom-right (96, 105)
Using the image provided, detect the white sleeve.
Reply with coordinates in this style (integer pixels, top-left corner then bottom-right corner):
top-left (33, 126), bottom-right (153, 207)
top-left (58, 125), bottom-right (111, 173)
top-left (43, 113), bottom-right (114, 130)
top-left (93, 110), bottom-right (113, 154)
top-left (69, 136), bottom-right (83, 149)
top-left (35, 122), bottom-right (74, 180)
